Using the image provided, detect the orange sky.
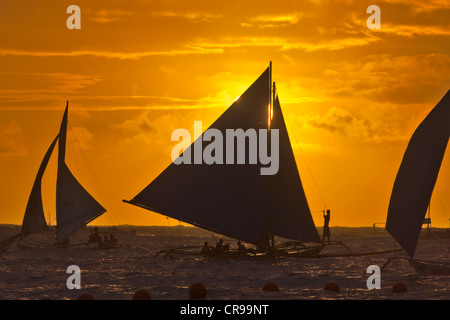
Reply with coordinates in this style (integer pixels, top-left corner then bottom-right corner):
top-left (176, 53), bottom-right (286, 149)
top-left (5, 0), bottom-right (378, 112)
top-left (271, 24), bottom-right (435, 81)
top-left (0, 0), bottom-right (449, 228)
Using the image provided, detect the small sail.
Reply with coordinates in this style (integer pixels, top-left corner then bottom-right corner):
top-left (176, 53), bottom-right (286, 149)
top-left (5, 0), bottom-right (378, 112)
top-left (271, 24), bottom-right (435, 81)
top-left (56, 103), bottom-right (106, 243)
top-left (386, 90), bottom-right (450, 258)
top-left (21, 134), bottom-right (58, 236)
top-left (272, 95), bottom-right (321, 243)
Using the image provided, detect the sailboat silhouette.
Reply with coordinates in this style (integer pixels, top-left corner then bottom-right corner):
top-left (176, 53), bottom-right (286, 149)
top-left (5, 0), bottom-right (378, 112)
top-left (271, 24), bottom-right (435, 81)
top-left (1, 102), bottom-right (106, 251)
top-left (384, 89), bottom-right (450, 274)
top-left (124, 63), bottom-right (358, 258)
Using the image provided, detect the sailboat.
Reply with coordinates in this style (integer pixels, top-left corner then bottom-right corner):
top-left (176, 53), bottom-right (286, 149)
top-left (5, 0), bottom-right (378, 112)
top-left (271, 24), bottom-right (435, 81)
top-left (124, 63), bottom-right (357, 259)
top-left (1, 102), bottom-right (107, 252)
top-left (383, 89), bottom-right (450, 274)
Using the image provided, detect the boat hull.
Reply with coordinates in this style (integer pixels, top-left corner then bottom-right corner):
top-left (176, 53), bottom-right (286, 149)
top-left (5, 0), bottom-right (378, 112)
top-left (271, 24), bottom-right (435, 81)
top-left (409, 258), bottom-right (450, 275)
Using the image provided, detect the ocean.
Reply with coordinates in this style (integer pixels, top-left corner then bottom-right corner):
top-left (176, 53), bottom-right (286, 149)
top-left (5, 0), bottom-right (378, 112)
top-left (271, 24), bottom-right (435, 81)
top-left (1, 224), bottom-right (449, 302)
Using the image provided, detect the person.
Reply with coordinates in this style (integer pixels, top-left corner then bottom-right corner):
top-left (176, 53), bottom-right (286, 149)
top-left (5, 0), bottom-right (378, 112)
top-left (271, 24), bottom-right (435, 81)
top-left (210, 239), bottom-right (228, 256)
top-left (216, 239), bottom-right (224, 252)
top-left (88, 227), bottom-right (101, 244)
top-left (200, 241), bottom-right (209, 256)
top-left (237, 241), bottom-right (247, 255)
top-left (323, 209), bottom-right (331, 244)
top-left (109, 234), bottom-right (118, 246)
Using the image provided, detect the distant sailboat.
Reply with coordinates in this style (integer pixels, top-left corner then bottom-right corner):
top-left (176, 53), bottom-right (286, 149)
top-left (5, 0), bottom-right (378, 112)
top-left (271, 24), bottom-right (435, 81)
top-left (1, 102), bottom-right (106, 252)
top-left (384, 89), bottom-right (450, 274)
top-left (124, 63), bottom-right (355, 258)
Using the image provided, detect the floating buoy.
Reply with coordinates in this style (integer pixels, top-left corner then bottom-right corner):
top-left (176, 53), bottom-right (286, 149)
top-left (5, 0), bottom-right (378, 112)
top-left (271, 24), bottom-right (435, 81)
top-left (77, 293), bottom-right (95, 300)
top-left (262, 282), bottom-right (279, 292)
top-left (392, 282), bottom-right (408, 293)
top-left (324, 282), bottom-right (340, 293)
top-left (133, 289), bottom-right (151, 300)
top-left (189, 282), bottom-right (207, 300)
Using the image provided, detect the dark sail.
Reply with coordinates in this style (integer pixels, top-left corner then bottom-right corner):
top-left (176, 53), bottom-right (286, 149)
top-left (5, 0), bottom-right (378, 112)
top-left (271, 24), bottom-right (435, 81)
top-left (128, 68), bottom-right (271, 245)
top-left (21, 135), bottom-right (58, 236)
top-left (126, 65), bottom-right (321, 245)
top-left (386, 90), bottom-right (450, 258)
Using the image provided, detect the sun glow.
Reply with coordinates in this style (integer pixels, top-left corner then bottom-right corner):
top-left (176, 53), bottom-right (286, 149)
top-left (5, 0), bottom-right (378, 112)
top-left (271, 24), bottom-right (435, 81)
top-left (0, 0), bottom-right (448, 228)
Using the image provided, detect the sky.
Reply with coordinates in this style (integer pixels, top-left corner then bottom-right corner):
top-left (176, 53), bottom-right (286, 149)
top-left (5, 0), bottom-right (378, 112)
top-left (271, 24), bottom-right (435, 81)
top-left (0, 0), bottom-right (449, 228)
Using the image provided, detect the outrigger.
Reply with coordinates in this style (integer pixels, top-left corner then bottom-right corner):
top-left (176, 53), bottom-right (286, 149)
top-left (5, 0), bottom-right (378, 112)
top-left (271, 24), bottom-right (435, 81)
top-left (153, 240), bottom-right (401, 260)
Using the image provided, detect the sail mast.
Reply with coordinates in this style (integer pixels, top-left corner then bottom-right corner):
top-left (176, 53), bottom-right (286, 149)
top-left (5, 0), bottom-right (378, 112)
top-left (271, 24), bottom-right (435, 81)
top-left (268, 61), bottom-right (275, 248)
top-left (56, 102), bottom-right (69, 242)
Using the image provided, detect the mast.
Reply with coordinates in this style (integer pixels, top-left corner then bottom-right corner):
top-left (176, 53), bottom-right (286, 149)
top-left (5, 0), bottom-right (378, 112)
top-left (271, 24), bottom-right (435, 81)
top-left (56, 102), bottom-right (69, 241)
top-left (269, 61), bottom-right (275, 248)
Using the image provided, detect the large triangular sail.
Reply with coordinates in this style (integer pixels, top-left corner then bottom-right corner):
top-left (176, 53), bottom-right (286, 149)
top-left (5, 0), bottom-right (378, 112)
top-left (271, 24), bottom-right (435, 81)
top-left (56, 103), bottom-right (106, 243)
top-left (386, 90), bottom-right (450, 258)
top-left (21, 134), bottom-right (58, 236)
top-left (125, 65), bottom-right (320, 245)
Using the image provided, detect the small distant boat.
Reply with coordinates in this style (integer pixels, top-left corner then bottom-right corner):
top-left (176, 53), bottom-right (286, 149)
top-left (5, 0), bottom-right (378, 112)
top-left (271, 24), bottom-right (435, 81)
top-left (124, 63), bottom-right (394, 259)
top-left (383, 90), bottom-right (450, 274)
top-left (1, 102), bottom-right (107, 252)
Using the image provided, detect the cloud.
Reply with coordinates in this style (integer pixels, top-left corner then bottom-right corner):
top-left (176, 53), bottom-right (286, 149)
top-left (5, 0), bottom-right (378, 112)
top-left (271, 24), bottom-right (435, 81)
top-left (320, 53), bottom-right (450, 104)
top-left (303, 106), bottom-right (409, 144)
top-left (0, 121), bottom-right (26, 157)
top-left (116, 111), bottom-right (156, 136)
top-left (150, 11), bottom-right (222, 22)
top-left (378, 24), bottom-right (450, 37)
top-left (241, 13), bottom-right (305, 28)
top-left (0, 47), bottom-right (223, 60)
top-left (87, 9), bottom-right (135, 23)
top-left (280, 36), bottom-right (379, 52)
top-left (115, 111), bottom-right (181, 147)
top-left (189, 34), bottom-right (379, 52)
top-left (70, 126), bottom-right (94, 150)
top-left (379, 0), bottom-right (450, 12)
top-left (0, 72), bottom-right (104, 111)
top-left (309, 107), bottom-right (370, 138)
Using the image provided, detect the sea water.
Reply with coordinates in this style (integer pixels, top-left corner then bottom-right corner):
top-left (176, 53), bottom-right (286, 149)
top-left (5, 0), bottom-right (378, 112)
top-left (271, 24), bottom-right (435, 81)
top-left (0, 225), bottom-right (449, 300)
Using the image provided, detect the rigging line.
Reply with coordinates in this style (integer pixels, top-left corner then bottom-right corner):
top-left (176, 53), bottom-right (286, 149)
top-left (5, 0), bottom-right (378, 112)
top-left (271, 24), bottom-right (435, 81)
top-left (81, 147), bottom-right (117, 226)
top-left (166, 217), bottom-right (172, 236)
top-left (67, 122), bottom-right (117, 226)
top-left (46, 168), bottom-right (56, 227)
top-left (435, 188), bottom-right (449, 222)
top-left (67, 122), bottom-right (81, 180)
top-left (282, 102), bottom-right (327, 209)
top-left (42, 148), bottom-right (57, 227)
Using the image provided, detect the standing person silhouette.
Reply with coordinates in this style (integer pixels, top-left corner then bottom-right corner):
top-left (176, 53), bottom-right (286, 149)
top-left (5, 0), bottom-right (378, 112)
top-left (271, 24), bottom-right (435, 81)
top-left (323, 209), bottom-right (331, 244)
